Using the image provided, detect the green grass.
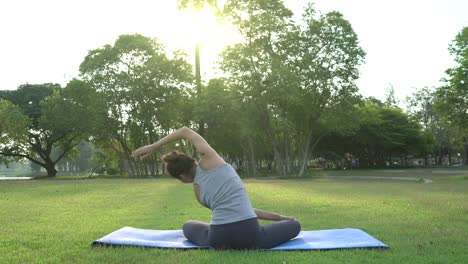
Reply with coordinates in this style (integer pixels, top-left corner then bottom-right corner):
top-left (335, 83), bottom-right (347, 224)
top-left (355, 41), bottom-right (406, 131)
top-left (1, 173), bottom-right (467, 263)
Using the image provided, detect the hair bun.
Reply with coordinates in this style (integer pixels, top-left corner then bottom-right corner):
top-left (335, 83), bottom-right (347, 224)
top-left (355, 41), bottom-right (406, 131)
top-left (161, 150), bottom-right (196, 179)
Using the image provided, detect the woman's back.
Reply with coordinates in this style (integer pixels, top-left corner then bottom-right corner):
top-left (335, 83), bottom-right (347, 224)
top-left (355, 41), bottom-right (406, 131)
top-left (194, 163), bottom-right (257, 225)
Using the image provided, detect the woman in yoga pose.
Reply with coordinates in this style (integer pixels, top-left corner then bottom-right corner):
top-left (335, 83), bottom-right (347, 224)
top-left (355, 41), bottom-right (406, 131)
top-left (131, 127), bottom-right (301, 249)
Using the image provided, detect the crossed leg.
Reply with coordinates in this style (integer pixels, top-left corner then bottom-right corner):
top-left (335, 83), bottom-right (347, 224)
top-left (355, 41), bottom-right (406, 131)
top-left (256, 219), bottom-right (301, 249)
top-left (183, 219), bottom-right (301, 249)
top-left (182, 220), bottom-right (210, 246)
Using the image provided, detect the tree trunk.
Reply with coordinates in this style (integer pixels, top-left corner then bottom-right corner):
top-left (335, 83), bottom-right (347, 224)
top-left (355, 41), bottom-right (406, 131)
top-left (260, 108), bottom-right (286, 176)
top-left (448, 151), bottom-right (452, 166)
top-left (367, 146), bottom-right (373, 167)
top-left (298, 128), bottom-right (314, 177)
top-left (195, 42), bottom-right (205, 137)
top-left (272, 146), bottom-right (285, 176)
top-left (44, 160), bottom-right (57, 177)
top-left (150, 158), bottom-right (156, 177)
top-left (463, 137), bottom-right (468, 165)
top-left (299, 129), bottom-right (329, 177)
top-left (247, 136), bottom-right (257, 177)
top-left (142, 161), bottom-right (147, 176)
top-left (284, 136), bottom-right (291, 174)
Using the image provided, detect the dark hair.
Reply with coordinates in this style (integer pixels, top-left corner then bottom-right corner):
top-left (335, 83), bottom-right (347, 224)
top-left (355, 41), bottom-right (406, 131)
top-left (161, 150), bottom-right (195, 179)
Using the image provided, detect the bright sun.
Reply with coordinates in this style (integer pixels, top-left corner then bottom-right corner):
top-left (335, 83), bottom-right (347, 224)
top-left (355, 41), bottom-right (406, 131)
top-left (180, 5), bottom-right (220, 43)
top-left (169, 4), bottom-right (240, 77)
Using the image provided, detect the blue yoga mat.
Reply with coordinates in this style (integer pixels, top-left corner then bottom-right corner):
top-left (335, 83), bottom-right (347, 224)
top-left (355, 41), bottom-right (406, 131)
top-left (92, 227), bottom-right (389, 250)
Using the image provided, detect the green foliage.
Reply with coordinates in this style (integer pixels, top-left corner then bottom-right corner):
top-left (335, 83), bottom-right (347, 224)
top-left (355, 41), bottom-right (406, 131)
top-left (0, 83), bottom-right (60, 126)
top-left (406, 86), bottom-right (437, 130)
top-left (79, 34), bottom-right (194, 176)
top-left (40, 80), bottom-right (99, 139)
top-left (194, 79), bottom-right (242, 155)
top-left (0, 100), bottom-right (30, 165)
top-left (361, 102), bottom-right (423, 164)
top-left (435, 27), bottom-right (467, 130)
top-left (406, 86), bottom-right (460, 165)
top-left (384, 85), bottom-right (398, 107)
top-left (317, 99), bottom-right (426, 168)
top-left (0, 100), bottom-right (30, 144)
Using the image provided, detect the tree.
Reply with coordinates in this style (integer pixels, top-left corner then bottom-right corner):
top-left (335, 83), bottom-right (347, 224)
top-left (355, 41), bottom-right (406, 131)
top-left (0, 82), bottom-right (98, 176)
top-left (435, 27), bottom-right (468, 164)
top-left (221, 1), bottom-right (365, 176)
top-left (329, 99), bottom-right (425, 168)
top-left (79, 34), bottom-right (193, 176)
top-left (177, 0), bottom-right (224, 137)
top-left (406, 86), bottom-right (456, 165)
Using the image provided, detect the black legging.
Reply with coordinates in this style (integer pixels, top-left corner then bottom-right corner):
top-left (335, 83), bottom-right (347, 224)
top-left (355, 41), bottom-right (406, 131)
top-left (183, 217), bottom-right (301, 249)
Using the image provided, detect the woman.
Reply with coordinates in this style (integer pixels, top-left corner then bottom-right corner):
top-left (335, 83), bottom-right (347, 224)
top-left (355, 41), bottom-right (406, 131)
top-left (131, 127), bottom-right (301, 249)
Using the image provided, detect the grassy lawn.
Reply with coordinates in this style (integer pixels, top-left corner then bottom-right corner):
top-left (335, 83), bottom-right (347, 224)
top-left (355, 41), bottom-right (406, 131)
top-left (1, 173), bottom-right (467, 263)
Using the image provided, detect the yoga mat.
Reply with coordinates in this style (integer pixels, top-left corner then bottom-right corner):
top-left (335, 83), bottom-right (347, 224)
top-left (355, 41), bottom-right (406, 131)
top-left (92, 227), bottom-right (389, 250)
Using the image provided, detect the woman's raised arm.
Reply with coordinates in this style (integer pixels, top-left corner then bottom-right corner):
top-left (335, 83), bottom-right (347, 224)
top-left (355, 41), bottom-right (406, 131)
top-left (131, 127), bottom-right (224, 168)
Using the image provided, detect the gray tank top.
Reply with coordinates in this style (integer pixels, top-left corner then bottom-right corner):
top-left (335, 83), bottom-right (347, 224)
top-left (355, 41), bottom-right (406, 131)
top-left (194, 163), bottom-right (257, 225)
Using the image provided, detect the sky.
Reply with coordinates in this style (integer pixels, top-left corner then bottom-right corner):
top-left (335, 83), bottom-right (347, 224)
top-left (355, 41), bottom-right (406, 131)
top-left (0, 0), bottom-right (466, 105)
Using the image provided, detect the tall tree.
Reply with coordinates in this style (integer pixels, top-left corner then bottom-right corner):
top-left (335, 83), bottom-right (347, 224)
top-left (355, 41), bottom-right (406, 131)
top-left (177, 0), bottom-right (223, 137)
top-left (221, 0), bottom-right (295, 176)
top-left (291, 5), bottom-right (365, 176)
top-left (435, 27), bottom-right (468, 164)
top-left (79, 34), bottom-right (193, 176)
top-left (221, 1), bottom-right (364, 176)
top-left (406, 86), bottom-right (456, 165)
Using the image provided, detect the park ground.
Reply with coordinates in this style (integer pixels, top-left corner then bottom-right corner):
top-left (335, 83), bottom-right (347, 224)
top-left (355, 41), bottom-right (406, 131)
top-left (0, 169), bottom-right (467, 263)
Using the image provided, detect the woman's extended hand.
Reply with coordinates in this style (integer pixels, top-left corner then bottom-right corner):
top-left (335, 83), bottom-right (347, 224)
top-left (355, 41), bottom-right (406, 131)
top-left (254, 208), bottom-right (297, 222)
top-left (131, 143), bottom-right (159, 160)
top-left (278, 215), bottom-right (297, 221)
